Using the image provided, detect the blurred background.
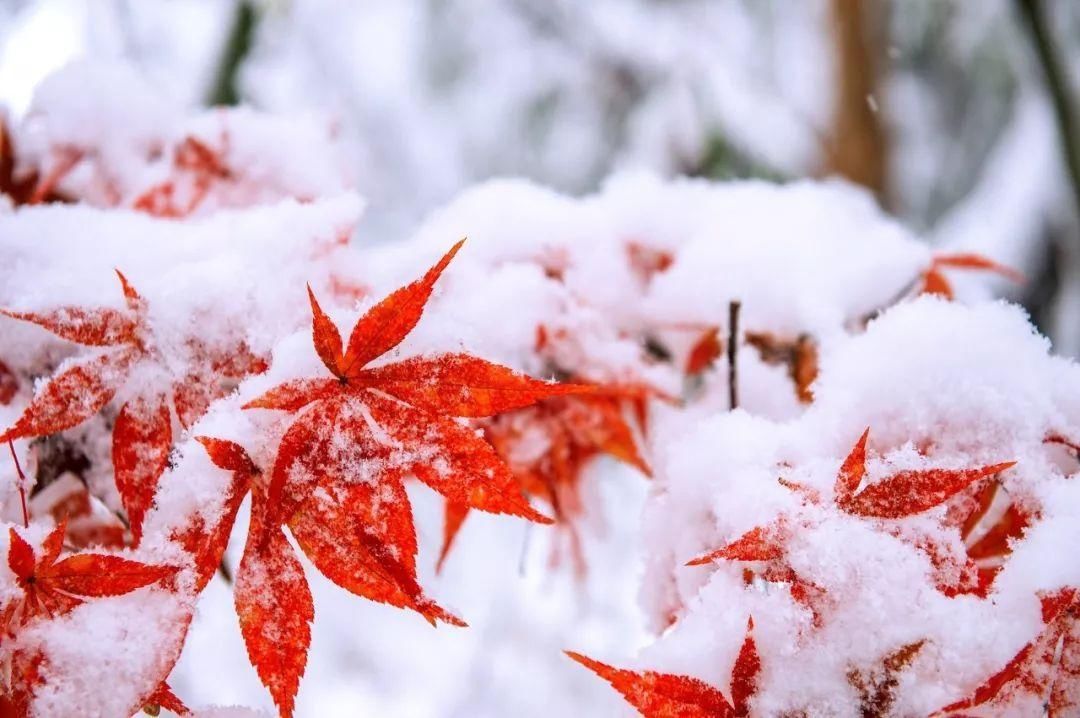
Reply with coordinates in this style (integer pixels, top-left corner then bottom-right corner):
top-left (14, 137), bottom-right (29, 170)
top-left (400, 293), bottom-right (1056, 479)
top-left (1, 2), bottom-right (1078, 715)
top-left (1, 0), bottom-right (1077, 346)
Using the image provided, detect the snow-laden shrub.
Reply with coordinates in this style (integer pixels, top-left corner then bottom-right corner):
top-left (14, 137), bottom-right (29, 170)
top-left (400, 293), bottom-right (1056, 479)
top-left (1, 63), bottom-right (1063, 717)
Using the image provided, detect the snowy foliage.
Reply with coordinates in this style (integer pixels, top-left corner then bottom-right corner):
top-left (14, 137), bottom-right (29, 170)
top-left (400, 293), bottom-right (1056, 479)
top-left (1, 62), bottom-right (1075, 717)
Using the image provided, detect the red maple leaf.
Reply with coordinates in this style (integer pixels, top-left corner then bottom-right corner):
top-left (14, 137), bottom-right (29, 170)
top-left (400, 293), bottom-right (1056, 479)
top-left (0, 271), bottom-right (267, 542)
top-left (1, 522), bottom-right (176, 635)
top-left (232, 239), bottom-right (592, 715)
top-left (688, 429), bottom-right (1017, 617)
top-left (566, 617), bottom-right (760, 717)
top-left (0, 118), bottom-right (75, 206)
top-left (685, 327), bottom-right (722, 375)
top-left (133, 135), bottom-right (232, 218)
top-left (919, 252), bottom-right (1024, 300)
top-left (141, 682), bottom-right (189, 717)
top-left (933, 589), bottom-right (1080, 716)
top-left (437, 385), bottom-right (652, 573)
top-left (833, 429), bottom-right (1015, 519)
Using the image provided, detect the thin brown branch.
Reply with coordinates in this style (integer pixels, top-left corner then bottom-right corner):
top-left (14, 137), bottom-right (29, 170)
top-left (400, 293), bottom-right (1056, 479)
top-left (728, 300), bottom-right (741, 410)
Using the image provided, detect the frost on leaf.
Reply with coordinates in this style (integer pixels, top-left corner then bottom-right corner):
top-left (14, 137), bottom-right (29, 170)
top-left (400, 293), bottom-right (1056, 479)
top-left (0, 523), bottom-right (177, 633)
top-left (0, 271), bottom-right (267, 542)
top-left (235, 506), bottom-right (314, 718)
top-left (933, 589), bottom-right (1080, 717)
top-left (246, 240), bottom-right (587, 558)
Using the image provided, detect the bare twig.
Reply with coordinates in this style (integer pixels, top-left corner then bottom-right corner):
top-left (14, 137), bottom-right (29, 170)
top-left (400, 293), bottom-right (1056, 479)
top-left (1015, 0), bottom-right (1080, 229)
top-left (728, 300), bottom-right (741, 410)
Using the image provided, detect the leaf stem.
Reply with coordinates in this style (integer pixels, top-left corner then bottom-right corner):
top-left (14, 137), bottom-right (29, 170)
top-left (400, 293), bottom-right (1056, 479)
top-left (8, 439), bottom-right (28, 528)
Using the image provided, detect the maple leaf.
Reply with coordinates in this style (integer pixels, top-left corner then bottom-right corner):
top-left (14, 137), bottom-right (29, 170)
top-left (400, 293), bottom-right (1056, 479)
top-left (685, 327), bottom-right (722, 375)
top-left (933, 589), bottom-right (1080, 717)
top-left (437, 385), bottom-right (652, 573)
top-left (195, 433), bottom-right (462, 718)
top-left (833, 428), bottom-right (1015, 518)
top-left (1, 522), bottom-right (176, 634)
top-left (0, 271), bottom-right (267, 542)
top-left (133, 135), bottom-right (232, 218)
top-left (566, 617), bottom-right (759, 717)
top-left (918, 253), bottom-right (1024, 300)
top-left (745, 332), bottom-right (819, 403)
top-left (0, 118), bottom-right (75, 206)
top-left (235, 500), bottom-right (314, 718)
top-left (228, 240), bottom-right (595, 713)
top-left (141, 682), bottom-right (189, 717)
top-left (686, 524), bottom-right (786, 566)
top-left (688, 429), bottom-right (1019, 620)
top-left (847, 640), bottom-right (926, 717)
top-left (245, 239), bottom-right (587, 532)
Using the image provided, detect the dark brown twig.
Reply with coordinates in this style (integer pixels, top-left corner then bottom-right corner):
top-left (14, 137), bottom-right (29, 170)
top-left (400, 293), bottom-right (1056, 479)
top-left (728, 300), bottom-right (741, 410)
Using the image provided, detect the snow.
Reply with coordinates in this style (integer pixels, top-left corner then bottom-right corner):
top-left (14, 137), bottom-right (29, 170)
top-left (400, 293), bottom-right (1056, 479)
top-left (0, 60), bottom-right (1076, 717)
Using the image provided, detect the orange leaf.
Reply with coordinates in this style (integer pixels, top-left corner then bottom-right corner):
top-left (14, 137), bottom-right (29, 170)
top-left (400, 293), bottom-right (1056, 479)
top-left (235, 516), bottom-right (314, 718)
top-left (197, 436), bottom-right (260, 477)
top-left (834, 428), bottom-right (869, 501)
top-left (0, 306), bottom-right (136, 347)
top-left (731, 618), bottom-right (760, 717)
top-left (933, 253), bottom-right (1025, 284)
top-left (357, 352), bottom-right (593, 417)
top-left (307, 284), bottom-right (345, 377)
top-left (920, 268), bottom-right (953, 299)
top-left (143, 682), bottom-right (188, 716)
top-left (363, 392), bottom-right (552, 523)
top-left (340, 239), bottom-right (464, 376)
top-left (113, 394), bottom-right (173, 544)
top-left (243, 377), bottom-right (339, 412)
top-left (839, 462), bottom-right (1015, 518)
top-left (436, 501), bottom-right (470, 574)
top-left (565, 651), bottom-right (734, 717)
top-left (0, 349), bottom-right (133, 442)
top-left (183, 437), bottom-right (253, 590)
top-left (290, 477), bottom-right (463, 626)
top-left (44, 553), bottom-right (177, 596)
top-left (4, 523), bottom-right (175, 631)
top-left (966, 503), bottom-right (1029, 560)
top-left (687, 524), bottom-right (786, 566)
top-left (686, 327), bottom-right (722, 375)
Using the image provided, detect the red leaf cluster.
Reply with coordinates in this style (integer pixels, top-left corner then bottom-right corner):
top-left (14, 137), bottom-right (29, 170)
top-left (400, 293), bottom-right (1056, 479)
top-left (934, 589), bottom-right (1080, 716)
top-left (437, 386), bottom-right (652, 573)
top-left (689, 429), bottom-right (1017, 620)
top-left (164, 240), bottom-right (592, 716)
top-left (133, 134), bottom-right (233, 218)
top-left (0, 522), bottom-right (178, 712)
top-left (0, 272), bottom-right (267, 543)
